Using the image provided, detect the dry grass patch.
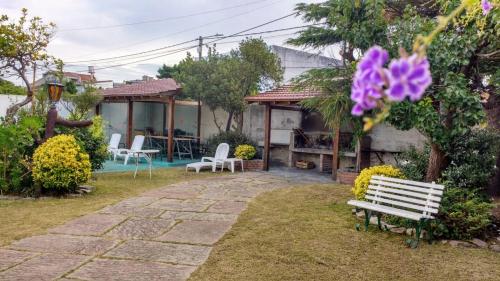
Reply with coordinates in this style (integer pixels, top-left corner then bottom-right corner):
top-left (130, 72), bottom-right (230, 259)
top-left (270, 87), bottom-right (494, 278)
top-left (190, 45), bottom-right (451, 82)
top-left (190, 184), bottom-right (500, 281)
top-left (0, 168), bottom-right (214, 246)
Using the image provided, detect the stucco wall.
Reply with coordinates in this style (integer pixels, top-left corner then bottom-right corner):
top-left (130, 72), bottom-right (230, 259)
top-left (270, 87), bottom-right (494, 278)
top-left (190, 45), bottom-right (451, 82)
top-left (0, 94), bottom-right (70, 118)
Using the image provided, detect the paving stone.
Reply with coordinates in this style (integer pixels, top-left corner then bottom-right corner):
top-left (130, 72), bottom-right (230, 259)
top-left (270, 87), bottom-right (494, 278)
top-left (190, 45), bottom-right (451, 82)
top-left (68, 258), bottom-right (196, 281)
top-left (9, 234), bottom-right (118, 255)
top-left (198, 187), bottom-right (227, 200)
top-left (104, 240), bottom-right (212, 266)
top-left (142, 187), bottom-right (201, 199)
top-left (99, 205), bottom-right (164, 218)
top-left (0, 253), bottom-right (88, 281)
top-left (0, 249), bottom-right (36, 271)
top-left (149, 198), bottom-right (213, 212)
top-left (116, 196), bottom-right (160, 207)
top-left (156, 220), bottom-right (233, 245)
top-left (106, 217), bottom-right (176, 239)
top-left (49, 213), bottom-right (127, 236)
top-left (225, 188), bottom-right (262, 198)
top-left (206, 200), bottom-right (247, 214)
top-left (160, 211), bottom-right (237, 222)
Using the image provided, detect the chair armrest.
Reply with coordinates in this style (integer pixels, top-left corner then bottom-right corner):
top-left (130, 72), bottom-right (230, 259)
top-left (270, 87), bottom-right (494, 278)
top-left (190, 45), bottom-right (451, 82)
top-left (202, 157), bottom-right (215, 162)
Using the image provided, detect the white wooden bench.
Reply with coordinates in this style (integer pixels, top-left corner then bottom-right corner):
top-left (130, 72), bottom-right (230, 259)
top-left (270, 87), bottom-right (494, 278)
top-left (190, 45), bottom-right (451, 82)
top-left (347, 175), bottom-right (445, 247)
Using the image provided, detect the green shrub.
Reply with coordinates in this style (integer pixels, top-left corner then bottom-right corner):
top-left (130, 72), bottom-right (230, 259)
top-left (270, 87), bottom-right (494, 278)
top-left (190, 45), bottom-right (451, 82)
top-left (0, 116), bottom-right (43, 195)
top-left (441, 129), bottom-right (500, 190)
top-left (61, 116), bottom-right (108, 171)
top-left (434, 187), bottom-right (493, 240)
top-left (205, 131), bottom-right (258, 158)
top-left (32, 134), bottom-right (91, 193)
top-left (396, 145), bottom-right (429, 181)
top-left (353, 165), bottom-right (404, 200)
top-left (235, 144), bottom-right (256, 160)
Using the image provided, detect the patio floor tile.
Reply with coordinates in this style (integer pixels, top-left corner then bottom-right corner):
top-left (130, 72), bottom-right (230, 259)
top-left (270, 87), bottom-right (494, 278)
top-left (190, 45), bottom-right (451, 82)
top-left (105, 218), bottom-right (176, 239)
top-left (99, 205), bottom-right (165, 218)
top-left (149, 198), bottom-right (214, 212)
top-left (0, 253), bottom-right (88, 281)
top-left (0, 249), bottom-right (36, 271)
top-left (161, 211), bottom-right (237, 222)
top-left (48, 213), bottom-right (127, 236)
top-left (206, 200), bottom-right (248, 214)
top-left (155, 220), bottom-right (233, 245)
top-left (8, 234), bottom-right (118, 255)
top-left (67, 258), bottom-right (196, 281)
top-left (104, 240), bottom-right (212, 266)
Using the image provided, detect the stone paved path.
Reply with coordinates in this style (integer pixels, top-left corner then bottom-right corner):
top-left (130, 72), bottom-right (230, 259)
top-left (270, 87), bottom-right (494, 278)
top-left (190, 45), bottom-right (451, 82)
top-left (0, 171), bottom-right (328, 281)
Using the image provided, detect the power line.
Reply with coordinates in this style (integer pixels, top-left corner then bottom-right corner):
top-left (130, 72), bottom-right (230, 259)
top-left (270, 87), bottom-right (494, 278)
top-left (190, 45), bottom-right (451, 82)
top-left (65, 24), bottom-right (317, 65)
top-left (65, 39), bottom-right (198, 64)
top-left (66, 12), bottom-right (300, 72)
top-left (58, 0), bottom-right (270, 32)
top-left (62, 0), bottom-right (287, 61)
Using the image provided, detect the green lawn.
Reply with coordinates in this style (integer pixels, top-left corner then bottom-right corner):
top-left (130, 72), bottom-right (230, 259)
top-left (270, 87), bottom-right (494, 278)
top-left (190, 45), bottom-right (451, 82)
top-left (190, 184), bottom-right (500, 281)
top-left (0, 168), bottom-right (213, 246)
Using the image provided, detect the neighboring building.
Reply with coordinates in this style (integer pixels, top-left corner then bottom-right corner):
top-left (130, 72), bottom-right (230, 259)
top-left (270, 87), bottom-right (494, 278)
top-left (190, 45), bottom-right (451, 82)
top-left (270, 45), bottom-right (342, 82)
top-left (35, 71), bottom-right (95, 93)
top-left (95, 80), bottom-right (114, 89)
top-left (124, 75), bottom-right (155, 85)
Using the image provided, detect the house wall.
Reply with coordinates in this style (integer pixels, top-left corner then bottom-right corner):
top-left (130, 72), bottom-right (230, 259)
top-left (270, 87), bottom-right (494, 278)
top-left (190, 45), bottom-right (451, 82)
top-left (0, 94), bottom-right (70, 118)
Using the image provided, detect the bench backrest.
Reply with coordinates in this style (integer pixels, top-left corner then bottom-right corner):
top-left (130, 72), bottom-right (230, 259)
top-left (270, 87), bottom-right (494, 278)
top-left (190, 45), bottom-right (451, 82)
top-left (366, 175), bottom-right (445, 217)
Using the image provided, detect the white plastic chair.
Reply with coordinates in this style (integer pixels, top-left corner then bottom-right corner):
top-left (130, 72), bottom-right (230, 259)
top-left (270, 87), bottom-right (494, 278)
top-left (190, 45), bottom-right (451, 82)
top-left (186, 143), bottom-right (229, 173)
top-left (107, 133), bottom-right (121, 161)
top-left (115, 135), bottom-right (146, 165)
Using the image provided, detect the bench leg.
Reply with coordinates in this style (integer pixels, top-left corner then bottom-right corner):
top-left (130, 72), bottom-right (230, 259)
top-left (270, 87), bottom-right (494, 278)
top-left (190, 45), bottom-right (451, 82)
top-left (364, 210), bottom-right (371, 232)
top-left (408, 219), bottom-right (425, 249)
top-left (376, 213), bottom-right (382, 230)
top-left (425, 219), bottom-right (434, 244)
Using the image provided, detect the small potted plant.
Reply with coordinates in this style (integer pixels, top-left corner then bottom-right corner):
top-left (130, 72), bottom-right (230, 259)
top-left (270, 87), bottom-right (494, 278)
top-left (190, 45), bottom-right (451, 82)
top-left (234, 144), bottom-right (263, 170)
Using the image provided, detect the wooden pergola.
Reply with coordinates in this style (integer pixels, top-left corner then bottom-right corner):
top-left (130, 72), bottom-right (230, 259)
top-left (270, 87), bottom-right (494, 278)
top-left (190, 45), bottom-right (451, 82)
top-left (245, 85), bottom-right (341, 179)
top-left (97, 79), bottom-right (182, 162)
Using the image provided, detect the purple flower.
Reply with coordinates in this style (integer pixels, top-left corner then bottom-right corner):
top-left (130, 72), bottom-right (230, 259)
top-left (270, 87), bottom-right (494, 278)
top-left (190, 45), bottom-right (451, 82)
top-left (482, 0), bottom-right (493, 15)
top-left (350, 46), bottom-right (389, 115)
top-left (385, 54), bottom-right (432, 102)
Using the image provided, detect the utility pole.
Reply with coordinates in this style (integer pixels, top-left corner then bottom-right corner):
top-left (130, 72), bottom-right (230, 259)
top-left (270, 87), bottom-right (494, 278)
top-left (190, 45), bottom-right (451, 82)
top-left (31, 62), bottom-right (37, 114)
top-left (195, 34), bottom-right (223, 149)
top-left (196, 36), bottom-right (203, 147)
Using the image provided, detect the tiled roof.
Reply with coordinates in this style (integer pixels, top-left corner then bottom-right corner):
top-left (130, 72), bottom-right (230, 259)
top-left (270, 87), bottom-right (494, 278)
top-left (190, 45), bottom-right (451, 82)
top-left (63, 72), bottom-right (94, 83)
top-left (245, 84), bottom-right (323, 102)
top-left (101, 78), bottom-right (181, 98)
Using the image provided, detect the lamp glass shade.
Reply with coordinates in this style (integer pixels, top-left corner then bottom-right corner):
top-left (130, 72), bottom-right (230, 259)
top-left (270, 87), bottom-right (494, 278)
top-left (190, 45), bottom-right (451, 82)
top-left (47, 82), bottom-right (64, 103)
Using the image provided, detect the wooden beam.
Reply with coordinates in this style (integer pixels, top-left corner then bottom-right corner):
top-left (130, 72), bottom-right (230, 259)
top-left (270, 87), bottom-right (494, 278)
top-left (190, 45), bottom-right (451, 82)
top-left (263, 104), bottom-right (272, 171)
top-left (331, 127), bottom-right (340, 180)
top-left (167, 95), bottom-right (175, 162)
top-left (270, 104), bottom-right (302, 111)
top-left (95, 104), bottom-right (100, 115)
top-left (127, 100), bottom-right (133, 147)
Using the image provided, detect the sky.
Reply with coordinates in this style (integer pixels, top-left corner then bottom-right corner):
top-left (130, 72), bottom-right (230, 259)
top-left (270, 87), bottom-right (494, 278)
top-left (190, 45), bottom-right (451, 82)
top-left (1, 0), bottom-right (326, 84)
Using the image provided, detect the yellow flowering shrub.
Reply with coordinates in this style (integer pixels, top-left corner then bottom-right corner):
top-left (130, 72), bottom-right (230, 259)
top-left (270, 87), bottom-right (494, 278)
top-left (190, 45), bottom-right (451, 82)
top-left (352, 165), bottom-right (404, 200)
top-left (234, 144), bottom-right (256, 160)
top-left (33, 134), bottom-right (91, 192)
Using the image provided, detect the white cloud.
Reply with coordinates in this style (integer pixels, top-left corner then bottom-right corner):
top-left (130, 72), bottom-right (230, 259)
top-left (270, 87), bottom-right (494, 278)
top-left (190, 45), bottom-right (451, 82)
top-left (1, 0), bottom-right (326, 84)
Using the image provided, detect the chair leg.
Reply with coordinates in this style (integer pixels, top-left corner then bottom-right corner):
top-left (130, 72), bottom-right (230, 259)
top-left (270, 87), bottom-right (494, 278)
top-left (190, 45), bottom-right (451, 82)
top-left (124, 155), bottom-right (129, 165)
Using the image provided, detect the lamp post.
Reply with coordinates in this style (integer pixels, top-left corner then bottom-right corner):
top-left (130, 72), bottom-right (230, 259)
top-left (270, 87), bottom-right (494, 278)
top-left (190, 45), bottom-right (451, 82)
top-left (42, 81), bottom-right (93, 141)
top-left (44, 81), bottom-right (64, 140)
top-left (47, 82), bottom-right (64, 108)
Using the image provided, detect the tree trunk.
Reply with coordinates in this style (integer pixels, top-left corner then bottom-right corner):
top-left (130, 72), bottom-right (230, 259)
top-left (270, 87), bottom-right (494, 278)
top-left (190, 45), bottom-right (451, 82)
top-left (5, 95), bottom-right (32, 122)
top-left (225, 111), bottom-right (234, 132)
top-left (425, 143), bottom-right (447, 182)
top-left (235, 113), bottom-right (244, 133)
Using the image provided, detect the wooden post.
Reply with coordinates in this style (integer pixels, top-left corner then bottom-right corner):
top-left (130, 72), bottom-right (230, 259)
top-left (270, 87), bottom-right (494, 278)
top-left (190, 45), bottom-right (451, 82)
top-left (263, 103), bottom-right (271, 171)
top-left (127, 100), bottom-right (133, 147)
top-left (95, 104), bottom-right (101, 116)
top-left (331, 127), bottom-right (340, 180)
top-left (167, 95), bottom-right (175, 162)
